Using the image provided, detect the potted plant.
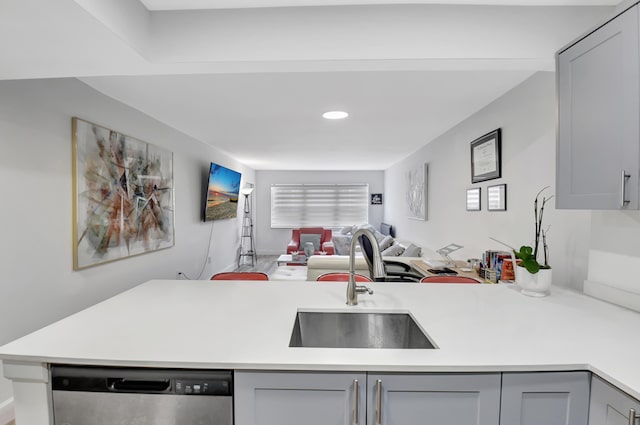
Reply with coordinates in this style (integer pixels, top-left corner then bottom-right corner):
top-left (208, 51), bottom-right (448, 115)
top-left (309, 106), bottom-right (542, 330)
top-left (514, 186), bottom-right (554, 297)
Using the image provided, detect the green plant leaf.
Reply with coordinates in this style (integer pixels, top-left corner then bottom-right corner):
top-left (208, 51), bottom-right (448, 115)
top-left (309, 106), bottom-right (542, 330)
top-left (522, 258), bottom-right (540, 274)
top-left (515, 246), bottom-right (533, 261)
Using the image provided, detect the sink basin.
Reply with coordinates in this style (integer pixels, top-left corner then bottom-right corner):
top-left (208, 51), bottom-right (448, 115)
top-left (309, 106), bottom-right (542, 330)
top-left (289, 311), bottom-right (436, 349)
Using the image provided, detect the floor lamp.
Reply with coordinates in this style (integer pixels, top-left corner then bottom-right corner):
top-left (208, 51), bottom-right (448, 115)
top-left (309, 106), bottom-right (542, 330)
top-left (238, 187), bottom-right (257, 267)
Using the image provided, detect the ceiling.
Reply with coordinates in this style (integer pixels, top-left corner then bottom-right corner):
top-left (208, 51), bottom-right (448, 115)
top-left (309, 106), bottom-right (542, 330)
top-left (1, 0), bottom-right (620, 170)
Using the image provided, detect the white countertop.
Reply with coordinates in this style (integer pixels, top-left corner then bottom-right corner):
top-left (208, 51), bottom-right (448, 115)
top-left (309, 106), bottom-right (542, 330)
top-left (2, 280), bottom-right (640, 399)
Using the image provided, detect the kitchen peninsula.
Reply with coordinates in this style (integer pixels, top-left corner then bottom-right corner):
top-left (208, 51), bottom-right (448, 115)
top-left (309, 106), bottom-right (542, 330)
top-left (2, 280), bottom-right (640, 424)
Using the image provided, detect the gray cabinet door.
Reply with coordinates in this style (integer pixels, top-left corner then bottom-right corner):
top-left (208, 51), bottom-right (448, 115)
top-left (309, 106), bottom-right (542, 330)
top-left (589, 375), bottom-right (640, 425)
top-left (235, 371), bottom-right (367, 425)
top-left (500, 371), bottom-right (590, 425)
top-left (557, 5), bottom-right (640, 209)
top-left (367, 373), bottom-right (501, 425)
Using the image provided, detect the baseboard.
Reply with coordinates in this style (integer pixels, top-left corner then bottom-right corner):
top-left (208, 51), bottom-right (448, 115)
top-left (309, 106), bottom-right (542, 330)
top-left (0, 398), bottom-right (14, 425)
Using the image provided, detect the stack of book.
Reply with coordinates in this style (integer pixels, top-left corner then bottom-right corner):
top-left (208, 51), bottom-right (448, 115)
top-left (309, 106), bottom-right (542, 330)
top-left (481, 250), bottom-right (513, 283)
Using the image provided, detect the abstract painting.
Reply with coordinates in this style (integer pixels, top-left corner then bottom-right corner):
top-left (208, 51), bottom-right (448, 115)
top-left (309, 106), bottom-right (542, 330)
top-left (407, 163), bottom-right (428, 220)
top-left (72, 118), bottom-right (174, 270)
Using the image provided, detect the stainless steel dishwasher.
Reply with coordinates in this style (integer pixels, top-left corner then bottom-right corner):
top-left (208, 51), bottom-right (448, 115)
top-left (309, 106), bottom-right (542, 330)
top-left (51, 365), bottom-right (233, 425)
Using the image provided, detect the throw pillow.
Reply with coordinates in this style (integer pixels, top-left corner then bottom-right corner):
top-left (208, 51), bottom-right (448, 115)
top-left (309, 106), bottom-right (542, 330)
top-left (300, 233), bottom-right (321, 251)
top-left (340, 226), bottom-right (353, 235)
top-left (400, 243), bottom-right (422, 257)
top-left (355, 223), bottom-right (375, 234)
top-left (332, 235), bottom-right (352, 255)
top-left (381, 244), bottom-right (404, 257)
top-left (373, 230), bottom-right (386, 245)
top-left (379, 235), bottom-right (394, 251)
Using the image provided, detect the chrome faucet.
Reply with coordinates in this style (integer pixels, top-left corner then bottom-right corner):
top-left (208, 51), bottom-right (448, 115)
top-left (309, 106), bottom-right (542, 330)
top-left (347, 228), bottom-right (382, 305)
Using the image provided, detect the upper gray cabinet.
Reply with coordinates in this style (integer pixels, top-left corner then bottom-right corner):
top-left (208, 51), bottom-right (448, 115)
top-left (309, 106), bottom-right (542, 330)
top-left (557, 5), bottom-right (640, 209)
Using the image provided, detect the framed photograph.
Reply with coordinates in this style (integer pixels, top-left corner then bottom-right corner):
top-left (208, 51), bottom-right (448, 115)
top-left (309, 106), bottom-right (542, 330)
top-left (371, 193), bottom-right (383, 205)
top-left (487, 184), bottom-right (507, 211)
top-left (72, 117), bottom-right (174, 270)
top-left (407, 163), bottom-right (428, 220)
top-left (470, 128), bottom-right (502, 183)
top-left (466, 187), bottom-right (481, 211)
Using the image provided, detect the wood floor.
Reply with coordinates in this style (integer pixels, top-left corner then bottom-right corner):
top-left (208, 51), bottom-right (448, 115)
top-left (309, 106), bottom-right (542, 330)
top-left (234, 255), bottom-right (278, 276)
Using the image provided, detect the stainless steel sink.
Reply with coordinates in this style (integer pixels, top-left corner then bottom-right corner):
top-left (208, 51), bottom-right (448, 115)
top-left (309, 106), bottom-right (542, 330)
top-left (289, 311), bottom-right (436, 349)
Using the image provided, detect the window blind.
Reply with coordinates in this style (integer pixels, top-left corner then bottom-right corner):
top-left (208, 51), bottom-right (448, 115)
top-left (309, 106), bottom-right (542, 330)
top-left (271, 184), bottom-right (369, 228)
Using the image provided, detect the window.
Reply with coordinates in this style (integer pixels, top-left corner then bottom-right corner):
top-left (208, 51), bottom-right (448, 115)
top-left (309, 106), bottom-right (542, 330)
top-left (271, 184), bottom-right (369, 228)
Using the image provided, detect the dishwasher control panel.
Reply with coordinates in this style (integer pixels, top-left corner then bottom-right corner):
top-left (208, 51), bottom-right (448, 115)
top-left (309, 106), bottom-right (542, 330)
top-left (51, 365), bottom-right (233, 396)
top-left (175, 378), bottom-right (230, 395)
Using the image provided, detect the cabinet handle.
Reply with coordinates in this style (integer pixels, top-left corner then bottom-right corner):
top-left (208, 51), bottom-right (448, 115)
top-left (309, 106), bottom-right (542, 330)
top-left (621, 170), bottom-right (631, 207)
top-left (376, 379), bottom-right (382, 424)
top-left (353, 379), bottom-right (359, 424)
top-left (629, 408), bottom-right (640, 425)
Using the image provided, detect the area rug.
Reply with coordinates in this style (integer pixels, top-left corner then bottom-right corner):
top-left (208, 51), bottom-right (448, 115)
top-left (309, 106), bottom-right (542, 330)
top-left (269, 265), bottom-right (308, 281)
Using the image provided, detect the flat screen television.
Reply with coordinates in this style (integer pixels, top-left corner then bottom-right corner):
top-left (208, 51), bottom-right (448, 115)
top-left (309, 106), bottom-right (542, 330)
top-left (204, 162), bottom-right (241, 221)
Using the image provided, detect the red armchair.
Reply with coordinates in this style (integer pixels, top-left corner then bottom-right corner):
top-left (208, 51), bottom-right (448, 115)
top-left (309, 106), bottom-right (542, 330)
top-left (287, 227), bottom-right (335, 255)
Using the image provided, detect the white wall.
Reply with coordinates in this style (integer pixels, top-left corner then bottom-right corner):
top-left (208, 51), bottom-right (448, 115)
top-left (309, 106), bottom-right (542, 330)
top-left (255, 170), bottom-right (384, 254)
top-left (385, 72), bottom-right (591, 290)
top-left (0, 78), bottom-right (254, 403)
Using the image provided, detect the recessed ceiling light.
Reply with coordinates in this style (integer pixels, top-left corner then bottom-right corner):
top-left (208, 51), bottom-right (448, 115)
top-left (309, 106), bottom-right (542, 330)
top-left (322, 110), bottom-right (349, 120)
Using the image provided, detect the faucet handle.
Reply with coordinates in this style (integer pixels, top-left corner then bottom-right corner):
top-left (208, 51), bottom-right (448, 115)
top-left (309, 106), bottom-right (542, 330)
top-left (356, 285), bottom-right (374, 295)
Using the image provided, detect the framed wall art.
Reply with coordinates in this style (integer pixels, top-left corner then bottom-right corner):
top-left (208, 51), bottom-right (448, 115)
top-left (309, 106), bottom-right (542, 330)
top-left (72, 117), bottom-right (175, 270)
top-left (466, 187), bottom-right (481, 211)
top-left (407, 163), bottom-right (428, 220)
top-left (487, 184), bottom-right (507, 211)
top-left (470, 128), bottom-right (502, 183)
top-left (371, 193), bottom-right (383, 205)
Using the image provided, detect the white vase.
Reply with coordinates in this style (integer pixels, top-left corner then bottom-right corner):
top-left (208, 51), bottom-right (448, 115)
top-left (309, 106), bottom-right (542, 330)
top-left (515, 266), bottom-right (552, 297)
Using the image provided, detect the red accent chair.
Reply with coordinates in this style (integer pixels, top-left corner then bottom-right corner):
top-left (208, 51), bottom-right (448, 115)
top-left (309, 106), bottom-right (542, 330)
top-left (211, 272), bottom-right (269, 281)
top-left (317, 272), bottom-right (372, 282)
top-left (286, 227), bottom-right (335, 255)
top-left (420, 276), bottom-right (479, 284)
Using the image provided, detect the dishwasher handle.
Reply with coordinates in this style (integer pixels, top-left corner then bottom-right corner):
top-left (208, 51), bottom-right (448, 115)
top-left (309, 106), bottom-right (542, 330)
top-left (108, 378), bottom-right (171, 392)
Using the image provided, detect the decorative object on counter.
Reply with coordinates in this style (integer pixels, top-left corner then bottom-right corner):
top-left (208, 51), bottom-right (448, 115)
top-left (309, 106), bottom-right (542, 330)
top-left (500, 259), bottom-right (516, 281)
top-left (407, 163), bottom-right (428, 220)
top-left (488, 188), bottom-right (553, 295)
top-left (480, 268), bottom-right (498, 283)
top-left (480, 250), bottom-right (512, 283)
top-left (436, 243), bottom-right (463, 267)
top-left (466, 258), bottom-right (482, 274)
top-left (370, 193), bottom-right (383, 205)
top-left (514, 187), bottom-right (554, 296)
top-left (466, 187), bottom-right (481, 211)
top-left (72, 117), bottom-right (174, 270)
top-left (470, 128), bottom-right (502, 183)
top-left (487, 184), bottom-right (507, 211)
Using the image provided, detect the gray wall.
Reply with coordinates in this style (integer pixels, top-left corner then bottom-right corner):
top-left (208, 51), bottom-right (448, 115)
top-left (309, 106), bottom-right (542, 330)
top-left (384, 72), bottom-right (592, 290)
top-left (0, 78), bottom-right (254, 403)
top-left (255, 170), bottom-right (385, 255)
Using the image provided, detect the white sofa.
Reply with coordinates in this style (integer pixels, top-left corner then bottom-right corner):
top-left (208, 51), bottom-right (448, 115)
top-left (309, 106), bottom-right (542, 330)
top-left (306, 251), bottom-right (422, 281)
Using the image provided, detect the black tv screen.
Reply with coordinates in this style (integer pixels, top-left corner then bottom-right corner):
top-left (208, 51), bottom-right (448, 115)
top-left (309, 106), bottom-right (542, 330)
top-left (204, 162), bottom-right (241, 221)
